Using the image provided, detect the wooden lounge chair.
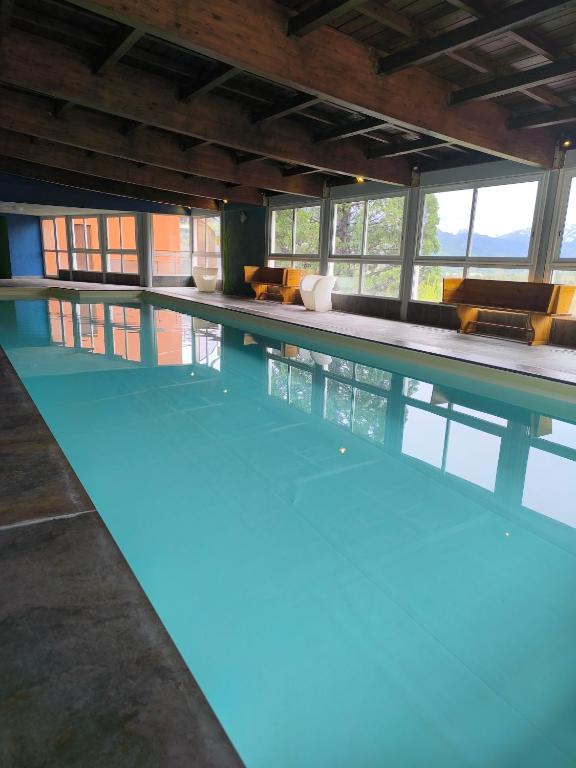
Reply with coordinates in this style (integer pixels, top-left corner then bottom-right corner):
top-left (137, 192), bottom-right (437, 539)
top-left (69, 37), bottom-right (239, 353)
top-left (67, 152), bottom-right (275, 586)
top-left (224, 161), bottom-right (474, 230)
top-left (244, 266), bottom-right (305, 304)
top-left (442, 278), bottom-right (576, 345)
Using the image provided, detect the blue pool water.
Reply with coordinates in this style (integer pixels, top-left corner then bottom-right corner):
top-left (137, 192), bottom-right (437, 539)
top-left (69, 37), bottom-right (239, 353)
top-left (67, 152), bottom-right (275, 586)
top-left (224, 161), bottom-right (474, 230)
top-left (1, 297), bottom-right (576, 768)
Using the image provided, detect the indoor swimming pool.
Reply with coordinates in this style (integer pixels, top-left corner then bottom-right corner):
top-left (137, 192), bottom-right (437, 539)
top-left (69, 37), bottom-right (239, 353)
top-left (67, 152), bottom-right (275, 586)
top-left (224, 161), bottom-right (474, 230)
top-left (1, 297), bottom-right (575, 768)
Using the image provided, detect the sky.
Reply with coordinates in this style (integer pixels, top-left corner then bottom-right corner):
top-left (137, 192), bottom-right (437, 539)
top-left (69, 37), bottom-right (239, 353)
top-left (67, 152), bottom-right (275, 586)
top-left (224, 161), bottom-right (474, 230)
top-left (433, 181), bottom-right (539, 236)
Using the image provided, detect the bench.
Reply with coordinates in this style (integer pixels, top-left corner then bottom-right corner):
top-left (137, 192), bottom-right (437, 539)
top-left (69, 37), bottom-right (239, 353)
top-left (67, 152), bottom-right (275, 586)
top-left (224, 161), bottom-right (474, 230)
top-left (442, 278), bottom-right (576, 345)
top-left (244, 266), bottom-right (305, 304)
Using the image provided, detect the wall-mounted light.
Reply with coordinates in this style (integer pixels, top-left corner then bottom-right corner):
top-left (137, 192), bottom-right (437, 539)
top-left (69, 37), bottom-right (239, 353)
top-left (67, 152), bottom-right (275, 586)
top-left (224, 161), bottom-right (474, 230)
top-left (355, 175), bottom-right (365, 184)
top-left (223, 198), bottom-right (229, 204)
top-left (560, 135), bottom-right (574, 151)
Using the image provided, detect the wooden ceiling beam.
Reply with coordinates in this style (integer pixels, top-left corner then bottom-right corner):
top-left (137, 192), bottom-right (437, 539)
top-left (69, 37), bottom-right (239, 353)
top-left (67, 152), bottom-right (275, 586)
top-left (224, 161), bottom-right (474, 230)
top-left (377, 0), bottom-right (572, 75)
top-left (0, 85), bottom-right (326, 196)
top-left (0, 29), bottom-right (411, 184)
top-left (179, 64), bottom-right (240, 103)
top-left (253, 95), bottom-right (321, 123)
top-left (282, 166), bottom-right (320, 177)
top-left (287, 0), bottom-right (366, 37)
top-left (451, 58), bottom-right (576, 104)
top-left (368, 137), bottom-right (452, 159)
top-left (365, 0), bottom-right (568, 108)
top-left (94, 26), bottom-right (143, 74)
top-left (509, 105), bottom-right (576, 130)
top-left (0, 155), bottom-right (219, 210)
top-left (57, 0), bottom-right (558, 166)
top-left (316, 117), bottom-right (389, 142)
top-left (0, 128), bottom-right (265, 203)
top-left (0, 0), bottom-right (14, 40)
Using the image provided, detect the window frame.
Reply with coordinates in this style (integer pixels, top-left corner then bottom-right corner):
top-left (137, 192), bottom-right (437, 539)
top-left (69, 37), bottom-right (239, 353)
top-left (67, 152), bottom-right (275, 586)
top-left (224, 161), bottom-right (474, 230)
top-left (412, 173), bottom-right (547, 303)
top-left (71, 215), bottom-right (103, 272)
top-left (40, 216), bottom-right (69, 277)
top-left (151, 213), bottom-right (192, 277)
top-left (268, 202), bottom-right (322, 268)
top-left (327, 191), bottom-right (408, 297)
top-left (103, 214), bottom-right (139, 276)
top-left (545, 167), bottom-right (576, 283)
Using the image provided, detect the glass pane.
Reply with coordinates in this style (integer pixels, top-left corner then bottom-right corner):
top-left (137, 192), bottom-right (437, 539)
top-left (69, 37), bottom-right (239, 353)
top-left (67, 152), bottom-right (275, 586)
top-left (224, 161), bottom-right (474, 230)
top-left (292, 260), bottom-right (319, 272)
top-left (41, 220), bottom-right (55, 250)
top-left (72, 217), bottom-right (99, 249)
top-left (332, 201), bottom-right (364, 255)
top-left (57, 251), bottom-right (69, 271)
top-left (325, 379), bottom-right (353, 427)
top-left (269, 259), bottom-right (292, 268)
top-left (74, 252), bottom-right (101, 272)
top-left (107, 217), bottom-right (121, 250)
top-left (331, 261), bottom-right (360, 293)
top-left (153, 253), bottom-right (191, 276)
top-left (152, 215), bottom-right (190, 252)
top-left (122, 253), bottom-right (139, 274)
top-left (269, 360), bottom-right (289, 400)
top-left (420, 189), bottom-right (473, 258)
top-left (194, 217), bottom-right (206, 252)
top-left (294, 206), bottom-right (320, 254)
top-left (412, 264), bottom-right (464, 302)
top-left (121, 216), bottom-right (137, 250)
top-left (445, 422), bottom-right (501, 491)
top-left (466, 267), bottom-right (530, 281)
top-left (44, 251), bottom-right (58, 276)
top-left (352, 390), bottom-right (386, 444)
top-left (361, 263), bottom-right (401, 298)
top-left (365, 197), bottom-right (404, 256)
top-left (402, 405), bottom-right (447, 468)
top-left (88, 253), bottom-right (102, 272)
top-left (205, 216), bottom-right (221, 253)
top-left (107, 253), bottom-right (123, 272)
top-left (55, 217), bottom-right (68, 249)
top-left (328, 356), bottom-right (353, 378)
top-left (73, 252), bottom-right (88, 271)
top-left (471, 181), bottom-right (538, 259)
top-left (559, 178), bottom-right (576, 259)
top-left (289, 367), bottom-right (312, 413)
top-left (271, 209), bottom-right (293, 254)
top-left (355, 364), bottom-right (391, 390)
top-left (523, 448), bottom-right (576, 527)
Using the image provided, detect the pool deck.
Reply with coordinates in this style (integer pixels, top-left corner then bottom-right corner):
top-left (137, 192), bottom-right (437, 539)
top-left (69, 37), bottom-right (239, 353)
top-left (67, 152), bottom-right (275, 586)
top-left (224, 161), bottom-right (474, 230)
top-left (0, 345), bottom-right (244, 767)
top-left (2, 277), bottom-right (576, 387)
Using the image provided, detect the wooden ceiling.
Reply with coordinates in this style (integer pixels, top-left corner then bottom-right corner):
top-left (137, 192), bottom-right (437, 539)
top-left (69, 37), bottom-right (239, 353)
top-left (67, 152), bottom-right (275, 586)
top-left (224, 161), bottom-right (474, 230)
top-left (0, 0), bottom-right (574, 208)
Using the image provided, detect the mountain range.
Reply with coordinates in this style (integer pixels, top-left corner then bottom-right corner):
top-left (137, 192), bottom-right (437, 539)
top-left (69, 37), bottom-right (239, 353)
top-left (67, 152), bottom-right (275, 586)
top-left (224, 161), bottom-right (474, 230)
top-left (436, 224), bottom-right (576, 259)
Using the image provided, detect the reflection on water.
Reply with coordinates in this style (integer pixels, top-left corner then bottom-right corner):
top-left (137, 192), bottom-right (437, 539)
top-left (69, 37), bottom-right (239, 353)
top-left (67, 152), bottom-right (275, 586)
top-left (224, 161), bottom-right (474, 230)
top-left (4, 298), bottom-right (576, 768)
top-left (41, 298), bottom-right (576, 530)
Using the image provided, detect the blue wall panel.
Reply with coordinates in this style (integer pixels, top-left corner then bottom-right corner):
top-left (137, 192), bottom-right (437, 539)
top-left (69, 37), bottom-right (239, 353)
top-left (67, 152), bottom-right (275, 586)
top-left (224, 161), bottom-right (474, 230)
top-left (5, 214), bottom-right (43, 276)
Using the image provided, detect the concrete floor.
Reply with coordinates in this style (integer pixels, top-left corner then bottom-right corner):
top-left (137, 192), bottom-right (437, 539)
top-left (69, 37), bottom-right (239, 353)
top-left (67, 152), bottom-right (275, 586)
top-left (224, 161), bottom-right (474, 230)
top-left (0, 348), bottom-right (244, 768)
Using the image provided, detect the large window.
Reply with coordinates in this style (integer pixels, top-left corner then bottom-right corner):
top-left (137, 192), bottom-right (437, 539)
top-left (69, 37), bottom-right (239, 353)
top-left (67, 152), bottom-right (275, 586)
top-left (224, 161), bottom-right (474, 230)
top-left (269, 205), bottom-right (321, 270)
top-left (40, 217), bottom-right (69, 276)
top-left (106, 215), bottom-right (138, 274)
top-left (329, 195), bottom-right (405, 297)
top-left (152, 215), bottom-right (191, 276)
top-left (193, 215), bottom-right (221, 275)
top-left (71, 216), bottom-right (102, 272)
top-left (547, 172), bottom-right (576, 297)
top-left (413, 179), bottom-right (541, 302)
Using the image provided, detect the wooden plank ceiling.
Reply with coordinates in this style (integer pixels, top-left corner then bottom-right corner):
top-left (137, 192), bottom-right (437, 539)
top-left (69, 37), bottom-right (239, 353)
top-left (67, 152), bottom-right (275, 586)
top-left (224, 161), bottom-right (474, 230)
top-left (0, 0), bottom-right (574, 208)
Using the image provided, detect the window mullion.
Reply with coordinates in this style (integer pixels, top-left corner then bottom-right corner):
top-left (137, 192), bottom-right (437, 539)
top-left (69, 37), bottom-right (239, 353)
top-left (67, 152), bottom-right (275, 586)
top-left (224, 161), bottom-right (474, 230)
top-left (361, 200), bottom-right (369, 257)
top-left (465, 187), bottom-right (478, 264)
